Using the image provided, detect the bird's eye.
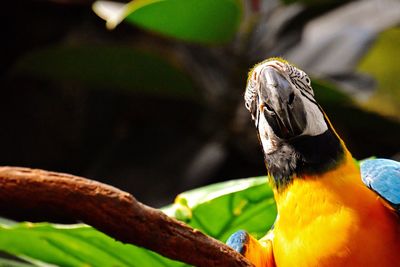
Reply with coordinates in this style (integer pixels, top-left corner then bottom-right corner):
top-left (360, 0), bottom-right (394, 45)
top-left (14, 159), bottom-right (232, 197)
top-left (305, 77), bottom-right (311, 85)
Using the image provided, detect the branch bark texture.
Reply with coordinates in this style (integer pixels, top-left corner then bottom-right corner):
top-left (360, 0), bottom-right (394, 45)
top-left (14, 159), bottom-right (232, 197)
top-left (0, 167), bottom-right (252, 267)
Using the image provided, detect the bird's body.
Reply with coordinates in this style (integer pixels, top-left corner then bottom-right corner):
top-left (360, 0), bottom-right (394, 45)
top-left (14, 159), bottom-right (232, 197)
top-left (272, 150), bottom-right (400, 266)
top-left (227, 58), bottom-right (400, 266)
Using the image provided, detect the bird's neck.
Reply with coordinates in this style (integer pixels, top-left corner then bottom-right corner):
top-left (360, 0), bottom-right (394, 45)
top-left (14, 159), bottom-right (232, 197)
top-left (271, 133), bottom-right (381, 232)
top-left (265, 128), bottom-right (346, 191)
top-left (273, 147), bottom-right (367, 222)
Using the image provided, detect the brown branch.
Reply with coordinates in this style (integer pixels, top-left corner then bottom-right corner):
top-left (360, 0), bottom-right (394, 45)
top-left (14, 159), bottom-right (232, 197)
top-left (0, 167), bottom-right (253, 267)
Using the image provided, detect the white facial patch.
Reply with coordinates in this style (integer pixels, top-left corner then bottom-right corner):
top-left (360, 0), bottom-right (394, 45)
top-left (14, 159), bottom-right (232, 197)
top-left (301, 98), bottom-right (328, 136)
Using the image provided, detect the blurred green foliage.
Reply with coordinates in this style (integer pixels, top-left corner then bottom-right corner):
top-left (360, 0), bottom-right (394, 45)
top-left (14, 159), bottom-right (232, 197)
top-left (125, 0), bottom-right (242, 44)
top-left (312, 79), bottom-right (353, 105)
top-left (94, 0), bottom-right (242, 44)
top-left (358, 28), bottom-right (400, 118)
top-left (12, 45), bottom-right (196, 98)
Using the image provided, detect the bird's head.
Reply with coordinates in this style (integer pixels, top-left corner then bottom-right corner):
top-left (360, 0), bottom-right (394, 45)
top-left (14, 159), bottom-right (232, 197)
top-left (245, 58), bottom-right (345, 190)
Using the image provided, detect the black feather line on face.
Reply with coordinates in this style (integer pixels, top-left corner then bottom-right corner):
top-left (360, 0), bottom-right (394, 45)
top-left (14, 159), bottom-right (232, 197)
top-left (295, 79), bottom-right (308, 91)
top-left (299, 90), bottom-right (318, 105)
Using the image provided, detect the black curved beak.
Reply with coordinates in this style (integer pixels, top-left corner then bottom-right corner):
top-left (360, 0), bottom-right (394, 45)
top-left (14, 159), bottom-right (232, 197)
top-left (258, 66), bottom-right (307, 139)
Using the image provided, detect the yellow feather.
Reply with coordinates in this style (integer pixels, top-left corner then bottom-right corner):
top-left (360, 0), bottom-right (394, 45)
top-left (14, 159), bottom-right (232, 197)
top-left (270, 150), bottom-right (400, 267)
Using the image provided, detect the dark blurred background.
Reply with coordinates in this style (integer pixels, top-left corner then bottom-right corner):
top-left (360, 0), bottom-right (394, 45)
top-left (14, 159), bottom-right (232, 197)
top-left (2, 0), bottom-right (400, 207)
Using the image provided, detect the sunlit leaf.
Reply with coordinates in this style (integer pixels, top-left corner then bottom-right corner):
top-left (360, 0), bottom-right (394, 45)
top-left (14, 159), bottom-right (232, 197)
top-left (93, 0), bottom-right (163, 29)
top-left (0, 258), bottom-right (37, 267)
top-left (165, 177), bottom-right (276, 241)
top-left (0, 177), bottom-right (276, 266)
top-left (0, 223), bottom-right (184, 267)
top-left (93, 0), bottom-right (242, 44)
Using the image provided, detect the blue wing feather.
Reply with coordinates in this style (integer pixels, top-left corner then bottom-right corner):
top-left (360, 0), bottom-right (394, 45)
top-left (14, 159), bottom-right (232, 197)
top-left (360, 158), bottom-right (400, 211)
top-left (226, 230), bottom-right (249, 254)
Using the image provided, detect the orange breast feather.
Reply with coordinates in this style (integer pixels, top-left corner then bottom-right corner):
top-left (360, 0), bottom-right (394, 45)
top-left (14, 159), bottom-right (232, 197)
top-left (270, 154), bottom-right (400, 267)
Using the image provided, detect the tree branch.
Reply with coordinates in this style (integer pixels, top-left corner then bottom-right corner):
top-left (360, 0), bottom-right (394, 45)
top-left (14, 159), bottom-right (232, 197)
top-left (0, 167), bottom-right (252, 267)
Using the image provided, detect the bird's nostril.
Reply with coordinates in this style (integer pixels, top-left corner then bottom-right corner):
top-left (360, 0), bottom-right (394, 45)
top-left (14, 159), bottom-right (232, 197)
top-left (288, 92), bottom-right (295, 105)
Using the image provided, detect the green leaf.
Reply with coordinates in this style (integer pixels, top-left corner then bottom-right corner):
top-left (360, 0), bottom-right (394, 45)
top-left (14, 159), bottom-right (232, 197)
top-left (0, 177), bottom-right (276, 266)
top-left (165, 177), bottom-right (276, 241)
top-left (93, 0), bottom-right (242, 44)
top-left (11, 45), bottom-right (196, 98)
top-left (0, 223), bottom-right (184, 267)
top-left (0, 217), bottom-right (16, 227)
top-left (0, 257), bottom-right (37, 267)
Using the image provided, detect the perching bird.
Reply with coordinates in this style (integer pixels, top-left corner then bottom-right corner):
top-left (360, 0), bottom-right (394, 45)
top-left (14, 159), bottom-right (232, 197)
top-left (227, 58), bottom-right (400, 267)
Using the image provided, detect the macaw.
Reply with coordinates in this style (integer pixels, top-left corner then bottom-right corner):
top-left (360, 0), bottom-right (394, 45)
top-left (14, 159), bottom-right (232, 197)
top-left (227, 58), bottom-right (400, 267)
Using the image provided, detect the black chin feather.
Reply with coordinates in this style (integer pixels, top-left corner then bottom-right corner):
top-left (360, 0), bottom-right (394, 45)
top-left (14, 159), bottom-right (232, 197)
top-left (265, 129), bottom-right (344, 191)
top-left (264, 144), bottom-right (298, 190)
